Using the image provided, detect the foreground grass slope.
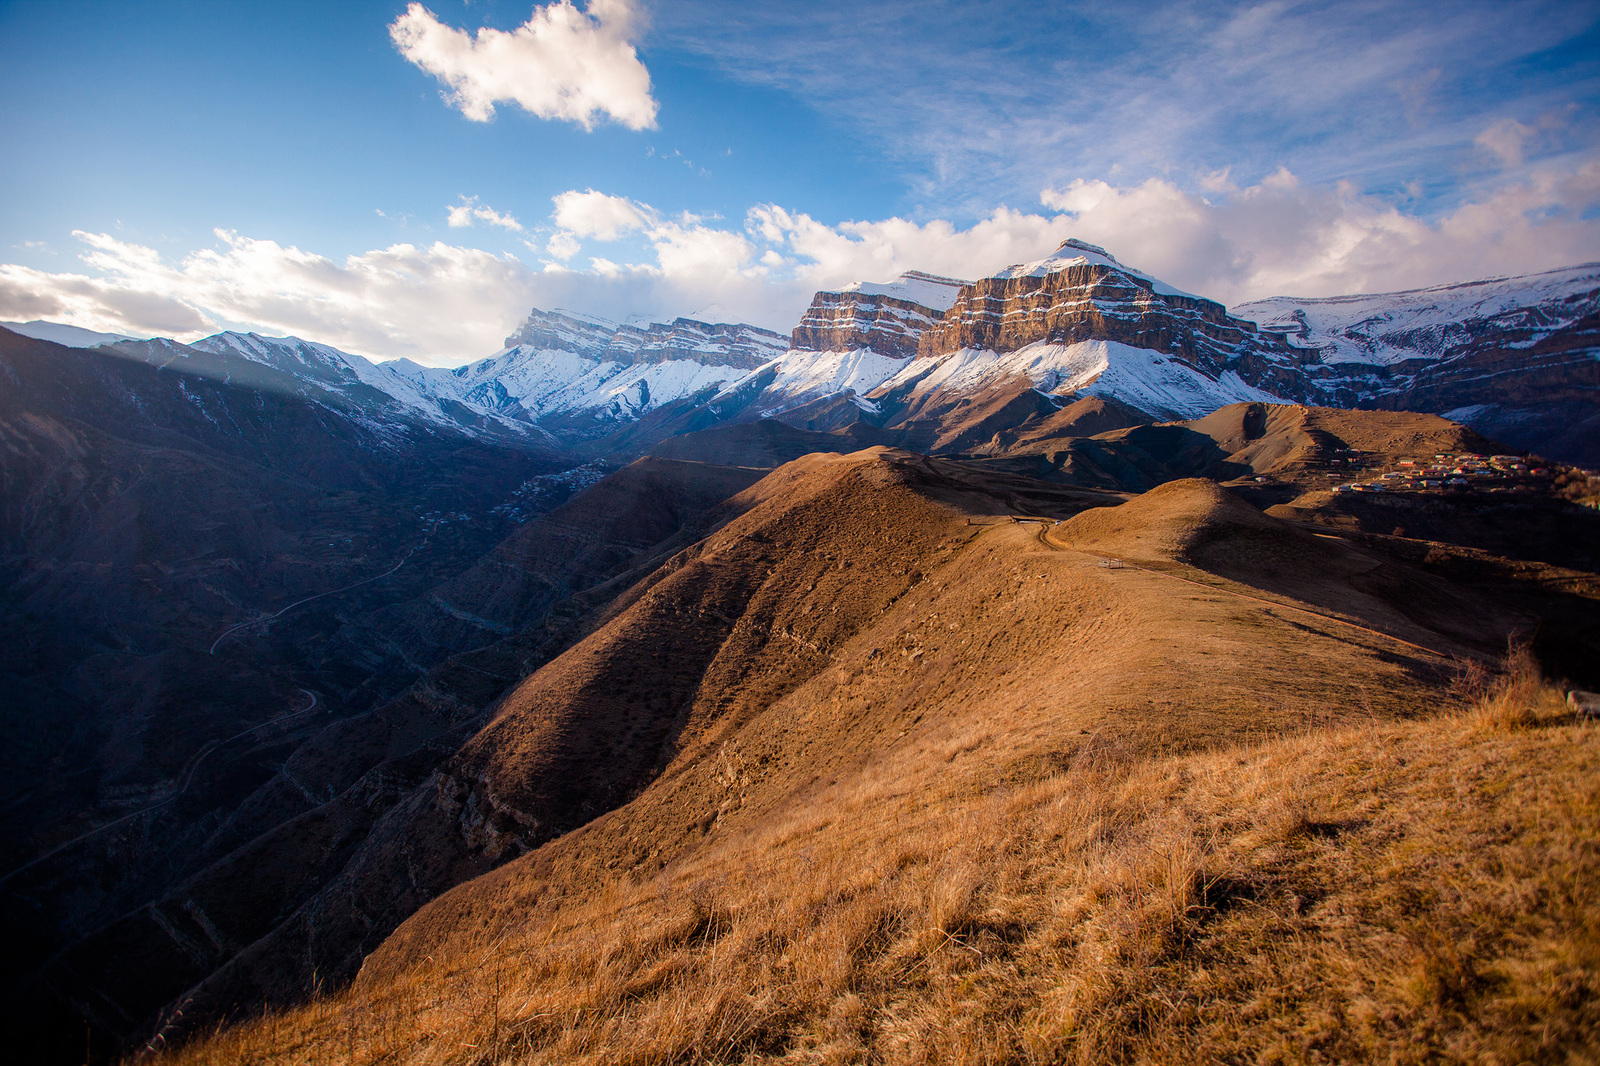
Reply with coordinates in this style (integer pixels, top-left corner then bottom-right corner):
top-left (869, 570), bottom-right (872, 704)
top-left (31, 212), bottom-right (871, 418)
top-left (155, 671), bottom-right (1598, 1065)
top-left (151, 453), bottom-right (1598, 1064)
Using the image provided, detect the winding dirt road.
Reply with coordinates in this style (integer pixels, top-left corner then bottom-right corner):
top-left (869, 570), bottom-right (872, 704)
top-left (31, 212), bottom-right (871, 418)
top-left (0, 688), bottom-right (322, 887)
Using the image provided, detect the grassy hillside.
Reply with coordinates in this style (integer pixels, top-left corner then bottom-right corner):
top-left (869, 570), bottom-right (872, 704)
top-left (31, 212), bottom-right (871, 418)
top-left (142, 450), bottom-right (1598, 1064)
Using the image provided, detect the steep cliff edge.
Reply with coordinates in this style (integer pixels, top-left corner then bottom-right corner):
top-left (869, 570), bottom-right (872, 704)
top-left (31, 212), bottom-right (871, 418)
top-left (790, 271), bottom-right (967, 358)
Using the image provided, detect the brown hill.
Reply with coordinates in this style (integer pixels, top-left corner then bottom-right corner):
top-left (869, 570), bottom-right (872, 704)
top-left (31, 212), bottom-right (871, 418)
top-left (147, 444), bottom-right (1600, 1065)
top-left (999, 401), bottom-right (1497, 491)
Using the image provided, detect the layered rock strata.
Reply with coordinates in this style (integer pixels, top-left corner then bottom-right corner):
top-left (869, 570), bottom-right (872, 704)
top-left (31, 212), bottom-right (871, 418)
top-left (789, 270), bottom-right (967, 357)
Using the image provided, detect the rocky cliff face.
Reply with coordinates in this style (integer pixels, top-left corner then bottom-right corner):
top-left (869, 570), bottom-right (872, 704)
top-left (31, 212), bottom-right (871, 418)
top-left (915, 240), bottom-right (1308, 397)
top-left (790, 271), bottom-right (968, 358)
top-left (504, 308), bottom-right (788, 369)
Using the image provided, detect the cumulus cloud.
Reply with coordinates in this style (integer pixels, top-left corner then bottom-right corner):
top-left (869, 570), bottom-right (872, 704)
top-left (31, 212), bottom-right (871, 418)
top-left (389, 0), bottom-right (657, 130)
top-left (747, 204), bottom-right (1077, 285)
top-left (550, 188), bottom-right (654, 239)
top-left (545, 231), bottom-right (582, 260)
top-left (1040, 154), bottom-right (1600, 304)
top-left (446, 196), bottom-right (524, 231)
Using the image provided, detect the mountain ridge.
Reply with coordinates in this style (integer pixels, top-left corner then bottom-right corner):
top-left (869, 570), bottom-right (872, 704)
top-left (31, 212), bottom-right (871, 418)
top-left (22, 242), bottom-right (1595, 463)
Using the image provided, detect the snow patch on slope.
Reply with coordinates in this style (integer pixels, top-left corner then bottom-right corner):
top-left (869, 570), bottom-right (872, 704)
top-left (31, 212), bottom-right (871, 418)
top-left (879, 339), bottom-right (1286, 422)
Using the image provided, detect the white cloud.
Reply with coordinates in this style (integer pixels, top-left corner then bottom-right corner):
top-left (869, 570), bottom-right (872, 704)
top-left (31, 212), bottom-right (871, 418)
top-left (446, 196), bottom-right (524, 231)
top-left (0, 229), bottom-right (541, 363)
top-left (1474, 110), bottom-right (1575, 169)
top-left (1476, 118), bottom-right (1539, 167)
top-left (545, 231), bottom-right (582, 260)
top-left (0, 258), bottom-right (214, 337)
top-left (389, 0), bottom-right (657, 130)
top-left (747, 204), bottom-right (1077, 286)
top-left (1041, 154), bottom-right (1600, 304)
top-left (550, 188), bottom-right (653, 239)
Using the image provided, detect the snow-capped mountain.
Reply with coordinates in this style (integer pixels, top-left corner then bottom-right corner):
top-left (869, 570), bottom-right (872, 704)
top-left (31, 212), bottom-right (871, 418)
top-left (90, 314), bottom-right (793, 447)
top-left (437, 310), bottom-right (790, 437)
top-left (1233, 263), bottom-right (1600, 462)
top-left (649, 245), bottom-right (1296, 450)
top-left (177, 332), bottom-right (541, 442)
top-left (1233, 264), bottom-right (1600, 366)
top-left (857, 239), bottom-right (1302, 424)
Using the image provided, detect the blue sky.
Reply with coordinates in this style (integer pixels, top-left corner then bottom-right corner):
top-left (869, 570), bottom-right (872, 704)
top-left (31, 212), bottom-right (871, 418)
top-left (2, 0), bottom-right (1598, 363)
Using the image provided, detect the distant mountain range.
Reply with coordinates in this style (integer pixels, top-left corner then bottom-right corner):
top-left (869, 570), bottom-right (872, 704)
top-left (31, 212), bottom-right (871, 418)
top-left (9, 241), bottom-right (1597, 464)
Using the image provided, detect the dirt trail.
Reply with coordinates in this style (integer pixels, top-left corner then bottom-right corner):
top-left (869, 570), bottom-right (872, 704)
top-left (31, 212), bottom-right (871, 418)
top-left (209, 524), bottom-right (436, 654)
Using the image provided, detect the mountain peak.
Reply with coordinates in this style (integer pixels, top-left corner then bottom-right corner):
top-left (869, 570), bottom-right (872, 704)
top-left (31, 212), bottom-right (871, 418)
top-left (997, 238), bottom-right (1199, 300)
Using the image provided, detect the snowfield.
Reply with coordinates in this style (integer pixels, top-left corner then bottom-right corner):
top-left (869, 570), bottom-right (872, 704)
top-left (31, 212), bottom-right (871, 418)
top-left (718, 347), bottom-right (911, 416)
top-left (841, 270), bottom-right (970, 312)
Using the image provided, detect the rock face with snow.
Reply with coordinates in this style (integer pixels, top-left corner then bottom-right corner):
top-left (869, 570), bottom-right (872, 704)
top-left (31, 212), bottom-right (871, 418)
top-left (505, 308), bottom-right (788, 369)
top-left (1234, 263), bottom-right (1600, 464)
top-left (789, 270), bottom-right (967, 357)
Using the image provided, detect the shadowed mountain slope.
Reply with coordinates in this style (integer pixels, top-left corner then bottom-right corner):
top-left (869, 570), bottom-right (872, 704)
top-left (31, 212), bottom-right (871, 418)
top-left (0, 326), bottom-right (568, 1063)
top-left (3, 450), bottom-right (774, 1064)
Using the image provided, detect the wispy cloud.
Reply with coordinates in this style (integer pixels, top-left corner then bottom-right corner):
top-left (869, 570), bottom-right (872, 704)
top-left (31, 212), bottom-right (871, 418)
top-left (390, 0), bottom-right (657, 130)
top-left (654, 0), bottom-right (1600, 216)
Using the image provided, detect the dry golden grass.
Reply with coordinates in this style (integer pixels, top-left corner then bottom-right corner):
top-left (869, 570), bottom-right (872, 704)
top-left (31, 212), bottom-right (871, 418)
top-left (153, 653), bottom-right (1599, 1066)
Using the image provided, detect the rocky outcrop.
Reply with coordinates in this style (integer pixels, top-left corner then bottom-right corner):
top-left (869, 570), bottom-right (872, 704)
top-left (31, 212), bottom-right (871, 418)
top-left (504, 309), bottom-right (788, 369)
top-left (790, 271), bottom-right (968, 357)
